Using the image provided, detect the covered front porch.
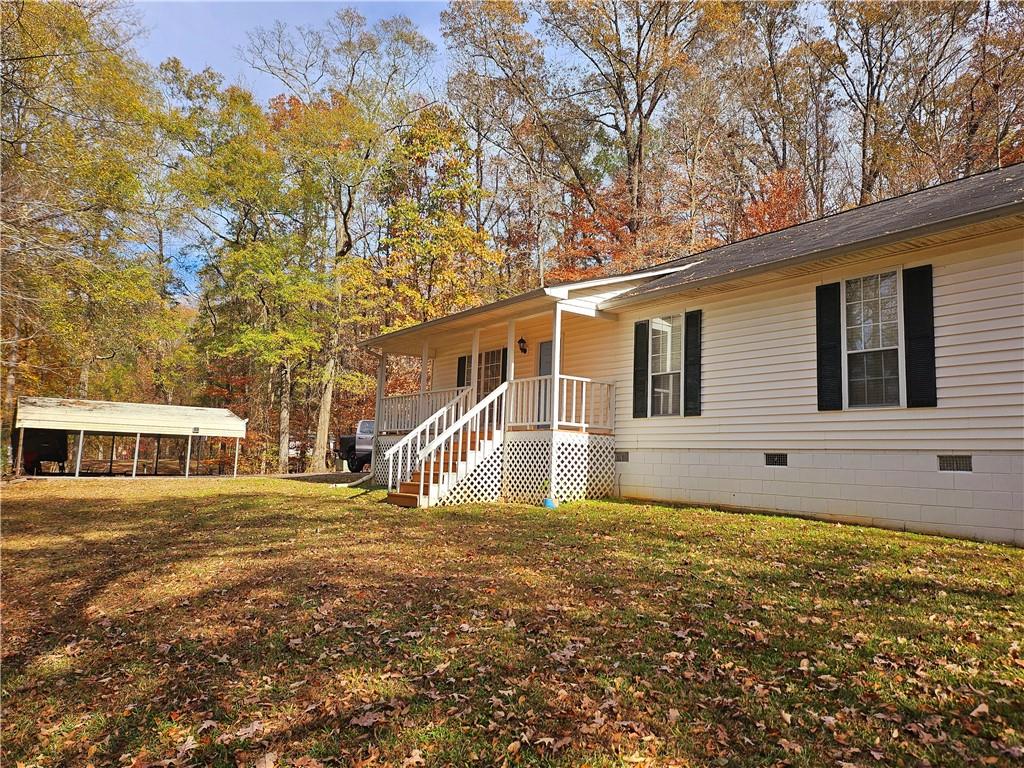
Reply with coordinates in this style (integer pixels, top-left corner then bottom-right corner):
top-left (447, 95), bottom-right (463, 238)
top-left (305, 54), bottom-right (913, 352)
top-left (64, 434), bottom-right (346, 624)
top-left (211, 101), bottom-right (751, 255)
top-left (360, 288), bottom-right (620, 508)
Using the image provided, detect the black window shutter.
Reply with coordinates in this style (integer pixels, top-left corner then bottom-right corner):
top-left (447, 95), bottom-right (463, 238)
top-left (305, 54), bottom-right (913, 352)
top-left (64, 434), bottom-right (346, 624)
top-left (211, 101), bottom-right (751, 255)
top-left (816, 283), bottom-right (843, 411)
top-left (684, 310), bottom-right (702, 416)
top-left (633, 320), bottom-right (649, 418)
top-left (903, 264), bottom-right (937, 407)
top-left (456, 355), bottom-right (468, 388)
top-left (500, 347), bottom-right (508, 382)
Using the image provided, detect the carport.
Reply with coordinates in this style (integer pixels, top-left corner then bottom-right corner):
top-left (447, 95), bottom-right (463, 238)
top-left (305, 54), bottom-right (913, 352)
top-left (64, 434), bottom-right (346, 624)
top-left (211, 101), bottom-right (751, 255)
top-left (11, 397), bottom-right (248, 478)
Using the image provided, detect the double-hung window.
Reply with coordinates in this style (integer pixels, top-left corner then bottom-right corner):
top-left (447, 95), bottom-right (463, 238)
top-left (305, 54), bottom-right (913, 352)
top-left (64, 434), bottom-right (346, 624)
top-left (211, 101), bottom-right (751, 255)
top-left (649, 315), bottom-right (682, 416)
top-left (477, 349), bottom-right (504, 395)
top-left (844, 270), bottom-right (901, 407)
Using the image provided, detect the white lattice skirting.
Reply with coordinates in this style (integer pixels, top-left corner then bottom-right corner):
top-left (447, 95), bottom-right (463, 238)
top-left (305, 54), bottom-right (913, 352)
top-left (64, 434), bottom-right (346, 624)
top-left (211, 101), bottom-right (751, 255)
top-left (372, 435), bottom-right (403, 486)
top-left (447, 432), bottom-right (615, 505)
top-left (375, 430), bottom-right (615, 507)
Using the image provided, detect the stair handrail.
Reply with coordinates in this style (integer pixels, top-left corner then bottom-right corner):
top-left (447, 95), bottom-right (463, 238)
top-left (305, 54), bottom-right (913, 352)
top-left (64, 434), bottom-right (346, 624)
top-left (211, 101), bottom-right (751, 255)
top-left (414, 382), bottom-right (507, 505)
top-left (416, 382), bottom-right (507, 462)
top-left (384, 387), bottom-right (471, 490)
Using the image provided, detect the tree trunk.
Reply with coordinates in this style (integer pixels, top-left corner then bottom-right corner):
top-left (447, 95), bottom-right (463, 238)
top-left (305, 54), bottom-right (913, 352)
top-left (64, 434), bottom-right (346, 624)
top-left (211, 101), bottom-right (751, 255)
top-left (78, 357), bottom-right (91, 398)
top-left (278, 363), bottom-right (291, 474)
top-left (309, 355), bottom-right (335, 473)
top-left (5, 308), bottom-right (19, 418)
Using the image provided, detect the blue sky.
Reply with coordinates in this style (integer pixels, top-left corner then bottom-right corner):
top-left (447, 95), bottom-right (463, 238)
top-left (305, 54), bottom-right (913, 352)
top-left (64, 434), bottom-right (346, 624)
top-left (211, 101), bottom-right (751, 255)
top-left (133, 1), bottom-right (450, 102)
top-left (132, 2), bottom-right (449, 294)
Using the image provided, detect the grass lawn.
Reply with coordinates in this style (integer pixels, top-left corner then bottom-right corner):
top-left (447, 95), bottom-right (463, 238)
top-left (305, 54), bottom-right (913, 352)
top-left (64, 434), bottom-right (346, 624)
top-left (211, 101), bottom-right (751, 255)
top-left (2, 479), bottom-right (1022, 767)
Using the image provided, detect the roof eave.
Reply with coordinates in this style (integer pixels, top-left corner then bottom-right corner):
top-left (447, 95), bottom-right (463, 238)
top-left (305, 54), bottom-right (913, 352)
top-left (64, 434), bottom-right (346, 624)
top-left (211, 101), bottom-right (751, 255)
top-left (600, 202), bottom-right (1024, 311)
top-left (356, 288), bottom-right (556, 351)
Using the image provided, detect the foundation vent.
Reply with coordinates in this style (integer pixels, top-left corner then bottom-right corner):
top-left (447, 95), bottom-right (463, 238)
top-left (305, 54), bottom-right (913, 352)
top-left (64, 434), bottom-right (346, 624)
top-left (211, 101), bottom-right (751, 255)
top-left (614, 451), bottom-right (629, 463)
top-left (938, 455), bottom-right (972, 472)
top-left (765, 453), bottom-right (788, 467)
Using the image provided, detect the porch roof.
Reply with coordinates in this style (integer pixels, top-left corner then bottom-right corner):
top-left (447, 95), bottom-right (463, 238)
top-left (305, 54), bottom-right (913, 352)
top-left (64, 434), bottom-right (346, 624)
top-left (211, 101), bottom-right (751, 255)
top-left (359, 266), bottom-right (691, 356)
top-left (358, 288), bottom-right (556, 356)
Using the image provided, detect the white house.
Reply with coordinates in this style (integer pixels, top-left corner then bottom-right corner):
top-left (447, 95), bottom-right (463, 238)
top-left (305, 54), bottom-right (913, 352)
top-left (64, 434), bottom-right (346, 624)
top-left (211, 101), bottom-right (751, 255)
top-left (358, 164), bottom-right (1024, 545)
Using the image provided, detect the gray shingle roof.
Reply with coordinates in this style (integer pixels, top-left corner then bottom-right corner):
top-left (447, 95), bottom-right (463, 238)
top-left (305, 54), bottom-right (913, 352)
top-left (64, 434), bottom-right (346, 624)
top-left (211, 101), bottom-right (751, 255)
top-left (612, 163), bottom-right (1024, 305)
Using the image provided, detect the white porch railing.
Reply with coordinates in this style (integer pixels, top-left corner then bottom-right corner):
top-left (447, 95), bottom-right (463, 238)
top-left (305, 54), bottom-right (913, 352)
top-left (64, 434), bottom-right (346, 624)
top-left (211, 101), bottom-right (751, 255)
top-left (507, 375), bottom-right (552, 428)
top-left (414, 382), bottom-right (507, 505)
top-left (380, 387), bottom-right (467, 433)
top-left (507, 375), bottom-right (614, 432)
top-left (384, 387), bottom-right (472, 489)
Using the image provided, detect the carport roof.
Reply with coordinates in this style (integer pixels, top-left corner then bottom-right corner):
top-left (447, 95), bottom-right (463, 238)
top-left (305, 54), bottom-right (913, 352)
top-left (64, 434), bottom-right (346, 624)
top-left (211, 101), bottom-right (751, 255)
top-left (14, 397), bottom-right (247, 438)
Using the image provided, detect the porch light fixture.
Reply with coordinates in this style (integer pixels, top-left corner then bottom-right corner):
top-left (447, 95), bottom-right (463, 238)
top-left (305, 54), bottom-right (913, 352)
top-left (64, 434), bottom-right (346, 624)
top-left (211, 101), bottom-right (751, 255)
top-left (517, 336), bottom-right (528, 355)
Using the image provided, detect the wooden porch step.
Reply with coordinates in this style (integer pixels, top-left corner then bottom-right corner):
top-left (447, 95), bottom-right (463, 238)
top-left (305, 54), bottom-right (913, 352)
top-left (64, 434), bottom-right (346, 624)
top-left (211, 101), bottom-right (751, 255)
top-left (399, 480), bottom-right (437, 495)
top-left (387, 492), bottom-right (421, 508)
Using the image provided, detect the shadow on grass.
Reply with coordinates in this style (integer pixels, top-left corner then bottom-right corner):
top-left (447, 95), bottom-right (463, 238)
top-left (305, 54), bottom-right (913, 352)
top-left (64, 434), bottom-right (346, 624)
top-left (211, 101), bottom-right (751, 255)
top-left (2, 481), bottom-right (1021, 766)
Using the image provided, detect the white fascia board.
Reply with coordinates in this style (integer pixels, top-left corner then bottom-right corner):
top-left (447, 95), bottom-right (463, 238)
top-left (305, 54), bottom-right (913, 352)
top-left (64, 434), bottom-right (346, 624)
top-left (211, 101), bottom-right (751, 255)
top-left (545, 265), bottom-right (690, 298)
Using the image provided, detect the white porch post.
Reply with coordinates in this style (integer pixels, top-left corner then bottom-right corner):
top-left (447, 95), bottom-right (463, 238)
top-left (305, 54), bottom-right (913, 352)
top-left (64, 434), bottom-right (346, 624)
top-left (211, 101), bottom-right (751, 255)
top-left (505, 320), bottom-right (516, 385)
top-left (74, 429), bottom-right (84, 477)
top-left (233, 437), bottom-right (240, 477)
top-left (372, 353), bottom-right (386, 477)
top-left (419, 340), bottom-right (429, 420)
top-left (185, 433), bottom-right (192, 478)
top-left (548, 305), bottom-right (562, 501)
top-left (501, 320), bottom-right (516, 499)
top-left (470, 329), bottom-right (480, 402)
top-left (375, 353), bottom-right (387, 422)
top-left (132, 433), bottom-right (140, 478)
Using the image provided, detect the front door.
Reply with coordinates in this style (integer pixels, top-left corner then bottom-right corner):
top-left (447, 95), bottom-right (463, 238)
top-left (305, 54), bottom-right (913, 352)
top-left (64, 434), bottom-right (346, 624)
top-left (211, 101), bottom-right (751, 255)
top-left (538, 340), bottom-right (552, 377)
top-left (538, 340), bottom-right (552, 425)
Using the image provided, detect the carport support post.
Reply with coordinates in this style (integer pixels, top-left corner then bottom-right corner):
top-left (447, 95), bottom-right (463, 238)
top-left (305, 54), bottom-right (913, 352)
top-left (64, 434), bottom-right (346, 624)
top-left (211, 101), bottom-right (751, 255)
top-left (14, 427), bottom-right (24, 477)
top-left (74, 429), bottom-right (84, 477)
top-left (132, 433), bottom-right (140, 478)
top-left (233, 437), bottom-right (240, 478)
top-left (185, 433), bottom-right (192, 478)
top-left (108, 435), bottom-right (115, 475)
top-left (153, 436), bottom-right (161, 475)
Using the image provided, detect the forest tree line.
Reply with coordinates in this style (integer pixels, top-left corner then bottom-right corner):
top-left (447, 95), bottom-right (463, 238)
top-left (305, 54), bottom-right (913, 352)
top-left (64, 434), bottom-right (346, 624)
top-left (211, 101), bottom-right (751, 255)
top-left (2, 0), bottom-right (1022, 473)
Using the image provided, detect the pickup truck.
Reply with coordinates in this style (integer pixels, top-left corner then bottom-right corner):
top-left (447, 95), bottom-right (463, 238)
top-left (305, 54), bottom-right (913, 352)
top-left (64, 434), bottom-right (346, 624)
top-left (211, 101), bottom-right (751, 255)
top-left (336, 419), bottom-right (374, 472)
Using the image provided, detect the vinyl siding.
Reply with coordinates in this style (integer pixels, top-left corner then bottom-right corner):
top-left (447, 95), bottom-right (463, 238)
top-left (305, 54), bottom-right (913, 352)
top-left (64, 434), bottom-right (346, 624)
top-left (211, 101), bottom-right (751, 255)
top-left (593, 226), bottom-right (1024, 452)
top-left (421, 225), bottom-right (1022, 451)
top-left (431, 314), bottom-right (555, 391)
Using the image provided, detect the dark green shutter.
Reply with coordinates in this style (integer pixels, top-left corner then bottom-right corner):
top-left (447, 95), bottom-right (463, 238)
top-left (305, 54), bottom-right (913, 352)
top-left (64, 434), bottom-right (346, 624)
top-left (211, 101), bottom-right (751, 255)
top-left (903, 265), bottom-right (937, 407)
top-left (816, 283), bottom-right (843, 411)
top-left (456, 355), bottom-right (468, 388)
top-left (683, 310), bottom-right (702, 416)
top-left (500, 347), bottom-right (508, 382)
top-left (633, 320), bottom-right (649, 418)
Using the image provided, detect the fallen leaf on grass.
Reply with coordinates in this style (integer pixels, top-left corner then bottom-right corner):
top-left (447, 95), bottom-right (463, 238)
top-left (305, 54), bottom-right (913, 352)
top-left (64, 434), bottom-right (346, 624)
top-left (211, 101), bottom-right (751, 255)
top-left (401, 749), bottom-right (425, 767)
top-left (970, 702), bottom-right (989, 718)
top-left (778, 738), bottom-right (803, 754)
top-left (350, 710), bottom-right (386, 728)
top-left (254, 752), bottom-right (277, 768)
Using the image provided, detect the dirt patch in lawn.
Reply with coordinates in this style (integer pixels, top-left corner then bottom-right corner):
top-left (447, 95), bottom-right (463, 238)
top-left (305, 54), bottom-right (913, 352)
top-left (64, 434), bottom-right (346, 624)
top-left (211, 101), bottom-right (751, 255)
top-left (2, 479), bottom-right (1021, 767)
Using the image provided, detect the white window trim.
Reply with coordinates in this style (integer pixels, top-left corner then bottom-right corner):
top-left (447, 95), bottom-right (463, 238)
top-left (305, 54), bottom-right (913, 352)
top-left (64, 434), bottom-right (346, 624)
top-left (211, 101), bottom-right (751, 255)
top-left (476, 347), bottom-right (504, 395)
top-left (840, 267), bottom-right (907, 410)
top-left (647, 313), bottom-right (684, 418)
